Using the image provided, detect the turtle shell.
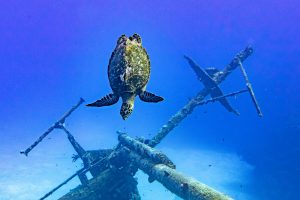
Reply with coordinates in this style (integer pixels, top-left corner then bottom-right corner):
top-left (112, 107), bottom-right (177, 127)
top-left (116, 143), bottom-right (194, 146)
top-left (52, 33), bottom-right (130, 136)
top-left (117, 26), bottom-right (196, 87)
top-left (108, 35), bottom-right (150, 96)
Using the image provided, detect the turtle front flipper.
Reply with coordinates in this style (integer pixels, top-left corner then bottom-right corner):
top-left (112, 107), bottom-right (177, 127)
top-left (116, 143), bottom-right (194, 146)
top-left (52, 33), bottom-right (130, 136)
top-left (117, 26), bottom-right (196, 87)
top-left (86, 93), bottom-right (119, 107)
top-left (139, 91), bottom-right (164, 103)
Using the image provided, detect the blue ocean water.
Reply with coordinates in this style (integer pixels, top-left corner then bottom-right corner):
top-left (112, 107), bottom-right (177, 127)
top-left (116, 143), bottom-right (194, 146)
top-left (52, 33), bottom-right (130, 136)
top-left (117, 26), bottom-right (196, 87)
top-left (0, 1), bottom-right (299, 199)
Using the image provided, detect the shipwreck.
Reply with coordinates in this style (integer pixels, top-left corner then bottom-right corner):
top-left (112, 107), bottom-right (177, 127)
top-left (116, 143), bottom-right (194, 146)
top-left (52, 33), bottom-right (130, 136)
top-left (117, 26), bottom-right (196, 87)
top-left (21, 46), bottom-right (262, 200)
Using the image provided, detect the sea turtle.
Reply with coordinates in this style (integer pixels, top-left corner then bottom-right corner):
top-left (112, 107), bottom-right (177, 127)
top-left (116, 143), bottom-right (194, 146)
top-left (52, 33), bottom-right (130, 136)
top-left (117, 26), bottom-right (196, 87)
top-left (87, 34), bottom-right (163, 120)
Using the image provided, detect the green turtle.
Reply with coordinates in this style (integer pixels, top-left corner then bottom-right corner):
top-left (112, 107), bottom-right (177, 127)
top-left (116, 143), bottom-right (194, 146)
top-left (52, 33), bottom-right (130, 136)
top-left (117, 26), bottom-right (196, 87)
top-left (87, 34), bottom-right (163, 120)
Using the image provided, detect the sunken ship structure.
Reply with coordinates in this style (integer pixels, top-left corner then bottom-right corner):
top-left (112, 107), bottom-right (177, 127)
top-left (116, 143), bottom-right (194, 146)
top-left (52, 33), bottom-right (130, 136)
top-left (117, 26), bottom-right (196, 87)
top-left (21, 46), bottom-right (261, 200)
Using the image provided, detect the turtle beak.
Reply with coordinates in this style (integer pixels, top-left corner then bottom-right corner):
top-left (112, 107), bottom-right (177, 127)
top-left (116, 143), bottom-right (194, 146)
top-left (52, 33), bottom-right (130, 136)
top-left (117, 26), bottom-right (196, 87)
top-left (121, 114), bottom-right (129, 120)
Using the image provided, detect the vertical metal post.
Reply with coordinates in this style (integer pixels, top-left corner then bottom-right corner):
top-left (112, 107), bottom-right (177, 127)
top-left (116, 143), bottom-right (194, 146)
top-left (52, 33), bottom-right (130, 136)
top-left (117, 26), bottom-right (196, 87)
top-left (238, 60), bottom-right (263, 117)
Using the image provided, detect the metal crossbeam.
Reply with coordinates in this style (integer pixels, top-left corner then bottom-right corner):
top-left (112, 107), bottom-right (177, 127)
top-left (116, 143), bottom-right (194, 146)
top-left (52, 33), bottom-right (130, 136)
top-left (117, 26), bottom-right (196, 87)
top-left (149, 46), bottom-right (253, 147)
top-left (196, 89), bottom-right (248, 106)
top-left (20, 98), bottom-right (85, 156)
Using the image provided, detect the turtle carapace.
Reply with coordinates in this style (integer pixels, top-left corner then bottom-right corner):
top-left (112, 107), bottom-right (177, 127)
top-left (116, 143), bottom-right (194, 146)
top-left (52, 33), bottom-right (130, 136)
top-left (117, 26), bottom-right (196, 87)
top-left (87, 34), bottom-right (163, 120)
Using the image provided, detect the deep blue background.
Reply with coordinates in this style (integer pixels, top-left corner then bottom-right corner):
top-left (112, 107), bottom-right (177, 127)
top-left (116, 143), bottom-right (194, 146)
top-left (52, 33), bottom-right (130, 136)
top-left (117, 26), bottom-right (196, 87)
top-left (0, 1), bottom-right (299, 199)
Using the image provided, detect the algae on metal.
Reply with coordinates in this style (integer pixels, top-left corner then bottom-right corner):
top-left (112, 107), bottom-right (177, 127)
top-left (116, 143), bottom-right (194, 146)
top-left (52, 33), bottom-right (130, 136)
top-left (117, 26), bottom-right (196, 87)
top-left (121, 134), bottom-right (232, 200)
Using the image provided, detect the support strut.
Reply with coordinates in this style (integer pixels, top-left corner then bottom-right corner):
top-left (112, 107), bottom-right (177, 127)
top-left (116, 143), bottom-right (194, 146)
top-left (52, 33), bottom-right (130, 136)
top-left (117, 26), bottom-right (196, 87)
top-left (238, 60), bottom-right (263, 117)
top-left (20, 98), bottom-right (85, 156)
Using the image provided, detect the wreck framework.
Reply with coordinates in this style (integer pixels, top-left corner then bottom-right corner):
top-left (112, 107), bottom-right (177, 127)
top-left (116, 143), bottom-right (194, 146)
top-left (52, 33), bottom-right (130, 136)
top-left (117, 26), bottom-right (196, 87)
top-left (21, 46), bottom-right (261, 200)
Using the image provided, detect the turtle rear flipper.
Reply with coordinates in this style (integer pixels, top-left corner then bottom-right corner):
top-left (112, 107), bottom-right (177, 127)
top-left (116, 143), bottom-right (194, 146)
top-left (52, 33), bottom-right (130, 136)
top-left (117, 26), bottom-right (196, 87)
top-left (86, 93), bottom-right (119, 107)
top-left (139, 91), bottom-right (164, 103)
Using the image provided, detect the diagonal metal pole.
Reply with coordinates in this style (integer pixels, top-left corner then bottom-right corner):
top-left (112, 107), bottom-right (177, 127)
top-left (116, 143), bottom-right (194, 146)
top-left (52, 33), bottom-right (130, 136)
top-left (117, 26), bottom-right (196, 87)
top-left (149, 46), bottom-right (253, 147)
top-left (39, 168), bottom-right (85, 200)
top-left (57, 125), bottom-right (90, 169)
top-left (20, 98), bottom-right (85, 156)
top-left (127, 150), bottom-right (232, 200)
top-left (38, 151), bottom-right (111, 200)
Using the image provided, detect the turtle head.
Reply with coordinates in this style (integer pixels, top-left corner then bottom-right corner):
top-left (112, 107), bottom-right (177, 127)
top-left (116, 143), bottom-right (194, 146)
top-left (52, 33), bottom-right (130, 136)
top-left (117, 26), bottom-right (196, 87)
top-left (120, 93), bottom-right (135, 120)
top-left (120, 102), bottom-right (134, 120)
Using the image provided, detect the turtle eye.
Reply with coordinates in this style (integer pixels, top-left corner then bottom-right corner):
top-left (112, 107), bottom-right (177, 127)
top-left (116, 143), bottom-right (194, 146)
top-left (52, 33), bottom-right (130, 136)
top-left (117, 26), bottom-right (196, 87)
top-left (117, 35), bottom-right (127, 45)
